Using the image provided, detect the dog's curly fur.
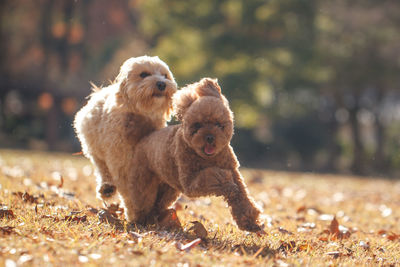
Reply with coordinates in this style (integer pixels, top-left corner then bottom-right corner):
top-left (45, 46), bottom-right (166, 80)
top-left (124, 78), bottom-right (262, 232)
top-left (74, 56), bottom-right (177, 200)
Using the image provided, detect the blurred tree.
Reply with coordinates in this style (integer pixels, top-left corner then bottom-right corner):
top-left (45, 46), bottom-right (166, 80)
top-left (1, 0), bottom-right (400, 176)
top-left (139, 0), bottom-right (319, 169)
top-left (314, 0), bottom-right (400, 174)
top-left (0, 0), bottom-right (142, 150)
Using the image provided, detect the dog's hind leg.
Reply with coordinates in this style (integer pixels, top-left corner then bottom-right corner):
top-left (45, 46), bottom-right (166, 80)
top-left (118, 165), bottom-right (160, 225)
top-left (149, 183), bottom-right (181, 220)
top-left (92, 156), bottom-right (116, 200)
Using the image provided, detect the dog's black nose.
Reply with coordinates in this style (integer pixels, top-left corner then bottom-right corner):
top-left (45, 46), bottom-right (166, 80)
top-left (206, 134), bottom-right (215, 144)
top-left (156, 81), bottom-right (166, 91)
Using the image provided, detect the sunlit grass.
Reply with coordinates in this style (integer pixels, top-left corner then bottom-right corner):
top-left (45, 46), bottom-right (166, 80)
top-left (0, 149), bottom-right (399, 266)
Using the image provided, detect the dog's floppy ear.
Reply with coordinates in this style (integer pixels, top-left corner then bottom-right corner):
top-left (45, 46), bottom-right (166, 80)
top-left (115, 60), bottom-right (131, 107)
top-left (116, 79), bottom-right (129, 107)
top-left (195, 78), bottom-right (222, 98)
top-left (174, 78), bottom-right (224, 120)
top-left (173, 84), bottom-right (199, 121)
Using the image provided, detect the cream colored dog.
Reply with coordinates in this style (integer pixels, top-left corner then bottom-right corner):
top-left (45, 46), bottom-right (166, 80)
top-left (74, 56), bottom-right (177, 201)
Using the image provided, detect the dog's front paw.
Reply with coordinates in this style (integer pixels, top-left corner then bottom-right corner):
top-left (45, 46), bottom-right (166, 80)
top-left (236, 216), bottom-right (263, 232)
top-left (99, 183), bottom-right (116, 199)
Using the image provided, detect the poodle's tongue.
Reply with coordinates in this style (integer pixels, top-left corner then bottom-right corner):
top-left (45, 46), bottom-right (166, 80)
top-left (204, 144), bottom-right (215, 155)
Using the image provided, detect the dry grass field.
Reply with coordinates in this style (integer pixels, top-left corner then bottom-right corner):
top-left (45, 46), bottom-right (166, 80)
top-left (0, 149), bottom-right (399, 266)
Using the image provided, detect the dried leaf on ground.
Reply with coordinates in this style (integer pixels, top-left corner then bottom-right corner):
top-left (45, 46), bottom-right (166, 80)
top-left (0, 226), bottom-right (15, 235)
top-left (104, 203), bottom-right (124, 218)
top-left (63, 214), bottom-right (87, 223)
top-left (13, 191), bottom-right (38, 203)
top-left (98, 209), bottom-right (124, 231)
top-left (86, 206), bottom-right (99, 215)
top-left (297, 242), bottom-right (313, 252)
top-left (278, 227), bottom-right (293, 235)
top-left (0, 208), bottom-right (15, 219)
top-left (188, 221), bottom-right (208, 239)
top-left (386, 232), bottom-right (399, 241)
top-left (324, 217), bottom-right (350, 239)
top-left (278, 241), bottom-right (296, 253)
top-left (176, 238), bottom-right (202, 251)
top-left (326, 251), bottom-right (342, 259)
top-left (329, 216), bottom-right (339, 234)
top-left (57, 175), bottom-right (64, 188)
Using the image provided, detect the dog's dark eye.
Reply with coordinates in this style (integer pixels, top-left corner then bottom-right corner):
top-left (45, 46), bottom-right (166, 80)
top-left (191, 122), bottom-right (202, 135)
top-left (163, 74), bottom-right (168, 79)
top-left (193, 123), bottom-right (202, 129)
top-left (140, 72), bottom-right (151, 78)
top-left (216, 122), bottom-right (224, 129)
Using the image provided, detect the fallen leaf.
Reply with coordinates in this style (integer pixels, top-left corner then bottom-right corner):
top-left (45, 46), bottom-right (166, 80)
top-left (377, 229), bottom-right (387, 236)
top-left (0, 226), bottom-right (15, 235)
top-left (57, 175), bottom-right (64, 189)
top-left (13, 191), bottom-right (38, 203)
top-left (278, 227), bottom-right (293, 235)
top-left (278, 241), bottom-right (296, 253)
top-left (329, 217), bottom-right (339, 235)
top-left (72, 151), bottom-right (83, 156)
top-left (296, 206), bottom-right (306, 213)
top-left (63, 214), bottom-right (87, 223)
top-left (256, 229), bottom-right (267, 236)
top-left (0, 208), bottom-right (15, 220)
top-left (104, 203), bottom-right (124, 218)
top-left (188, 221), bottom-right (208, 239)
top-left (98, 209), bottom-right (124, 231)
top-left (319, 236), bottom-right (328, 242)
top-left (297, 242), bottom-right (313, 252)
top-left (326, 251), bottom-right (342, 259)
top-left (386, 232), bottom-right (399, 241)
top-left (327, 217), bottom-right (350, 239)
top-left (86, 206), bottom-right (99, 215)
top-left (175, 238), bottom-right (202, 251)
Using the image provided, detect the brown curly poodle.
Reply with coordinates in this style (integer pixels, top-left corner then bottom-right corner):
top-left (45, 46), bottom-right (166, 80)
top-left (123, 78), bottom-right (262, 232)
top-left (74, 56), bottom-right (177, 201)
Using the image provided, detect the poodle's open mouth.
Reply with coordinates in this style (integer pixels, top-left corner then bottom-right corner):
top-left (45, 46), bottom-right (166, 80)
top-left (204, 144), bottom-right (216, 156)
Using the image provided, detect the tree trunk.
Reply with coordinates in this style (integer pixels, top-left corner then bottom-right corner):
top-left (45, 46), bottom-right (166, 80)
top-left (373, 89), bottom-right (386, 172)
top-left (324, 114), bottom-right (340, 172)
top-left (348, 105), bottom-right (365, 175)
